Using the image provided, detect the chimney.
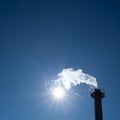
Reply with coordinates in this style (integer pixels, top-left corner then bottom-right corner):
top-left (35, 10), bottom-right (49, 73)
top-left (90, 89), bottom-right (105, 120)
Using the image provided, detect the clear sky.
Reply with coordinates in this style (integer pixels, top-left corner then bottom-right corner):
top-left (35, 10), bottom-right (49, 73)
top-left (0, 0), bottom-right (120, 120)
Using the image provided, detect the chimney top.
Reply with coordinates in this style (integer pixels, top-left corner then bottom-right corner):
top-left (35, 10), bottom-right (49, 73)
top-left (90, 89), bottom-right (105, 99)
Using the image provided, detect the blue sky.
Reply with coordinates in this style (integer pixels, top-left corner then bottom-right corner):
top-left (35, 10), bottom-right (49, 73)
top-left (0, 0), bottom-right (120, 120)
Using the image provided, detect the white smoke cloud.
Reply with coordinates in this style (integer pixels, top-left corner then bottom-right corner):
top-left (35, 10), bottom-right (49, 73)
top-left (53, 68), bottom-right (98, 89)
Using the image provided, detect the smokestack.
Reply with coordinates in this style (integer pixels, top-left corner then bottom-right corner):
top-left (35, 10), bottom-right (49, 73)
top-left (91, 89), bottom-right (105, 120)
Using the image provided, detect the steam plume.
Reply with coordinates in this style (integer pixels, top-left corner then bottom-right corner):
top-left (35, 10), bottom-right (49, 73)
top-left (53, 68), bottom-right (98, 89)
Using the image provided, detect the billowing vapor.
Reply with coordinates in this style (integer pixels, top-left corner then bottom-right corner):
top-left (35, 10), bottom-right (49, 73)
top-left (53, 68), bottom-right (98, 89)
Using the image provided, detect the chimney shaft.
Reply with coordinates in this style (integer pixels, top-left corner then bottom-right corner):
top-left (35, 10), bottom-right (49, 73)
top-left (91, 89), bottom-right (105, 120)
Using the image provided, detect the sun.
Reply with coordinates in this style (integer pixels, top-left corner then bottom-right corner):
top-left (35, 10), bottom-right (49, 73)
top-left (52, 87), bottom-right (65, 100)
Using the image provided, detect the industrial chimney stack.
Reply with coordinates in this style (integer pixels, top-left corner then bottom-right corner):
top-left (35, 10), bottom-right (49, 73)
top-left (91, 89), bottom-right (105, 120)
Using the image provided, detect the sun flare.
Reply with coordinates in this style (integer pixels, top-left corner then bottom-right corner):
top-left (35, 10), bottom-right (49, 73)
top-left (53, 87), bottom-right (65, 99)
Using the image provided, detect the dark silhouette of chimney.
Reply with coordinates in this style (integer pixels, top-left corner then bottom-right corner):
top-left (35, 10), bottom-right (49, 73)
top-left (91, 89), bottom-right (105, 120)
